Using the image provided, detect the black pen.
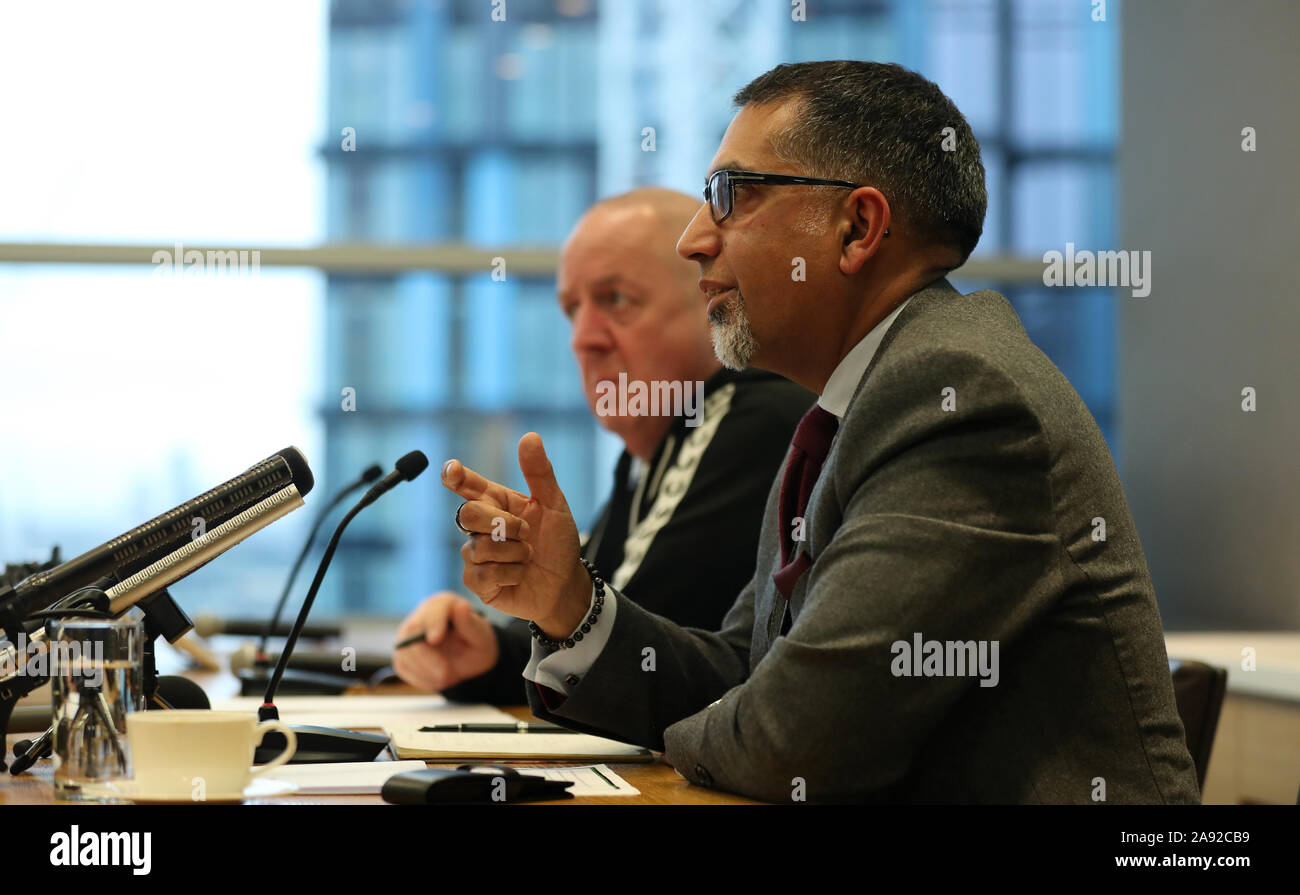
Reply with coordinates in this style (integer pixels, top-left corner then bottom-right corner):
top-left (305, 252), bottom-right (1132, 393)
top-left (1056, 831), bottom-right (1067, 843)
top-left (395, 610), bottom-right (482, 650)
top-left (394, 631), bottom-right (425, 649)
top-left (395, 623), bottom-right (454, 649)
top-left (418, 722), bottom-right (577, 733)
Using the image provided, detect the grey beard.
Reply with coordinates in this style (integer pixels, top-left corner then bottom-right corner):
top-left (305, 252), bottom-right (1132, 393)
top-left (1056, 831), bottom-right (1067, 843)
top-left (708, 291), bottom-right (759, 370)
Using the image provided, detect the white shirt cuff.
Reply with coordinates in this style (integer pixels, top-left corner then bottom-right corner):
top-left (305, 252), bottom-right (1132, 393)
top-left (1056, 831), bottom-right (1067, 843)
top-left (523, 585), bottom-right (618, 695)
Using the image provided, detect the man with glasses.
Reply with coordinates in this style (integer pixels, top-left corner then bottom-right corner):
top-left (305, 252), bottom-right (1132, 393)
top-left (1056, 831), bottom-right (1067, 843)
top-left (441, 61), bottom-right (1200, 803)
top-left (393, 188), bottom-right (812, 702)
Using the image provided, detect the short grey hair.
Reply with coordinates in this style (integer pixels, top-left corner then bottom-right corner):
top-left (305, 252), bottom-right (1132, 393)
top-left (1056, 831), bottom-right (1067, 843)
top-left (734, 61), bottom-right (987, 265)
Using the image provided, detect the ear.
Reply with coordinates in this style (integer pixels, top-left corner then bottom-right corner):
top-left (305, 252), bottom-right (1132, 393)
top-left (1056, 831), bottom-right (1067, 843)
top-left (837, 186), bottom-right (891, 276)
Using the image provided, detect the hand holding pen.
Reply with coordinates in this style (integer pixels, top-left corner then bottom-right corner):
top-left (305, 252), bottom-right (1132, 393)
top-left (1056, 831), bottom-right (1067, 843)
top-left (390, 592), bottom-right (500, 693)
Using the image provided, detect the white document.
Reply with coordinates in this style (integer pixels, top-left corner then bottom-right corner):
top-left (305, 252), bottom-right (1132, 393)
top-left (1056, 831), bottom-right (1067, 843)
top-left (385, 726), bottom-right (653, 761)
top-left (210, 695), bottom-right (515, 730)
top-left (516, 764), bottom-right (640, 797)
top-left (262, 760), bottom-right (429, 794)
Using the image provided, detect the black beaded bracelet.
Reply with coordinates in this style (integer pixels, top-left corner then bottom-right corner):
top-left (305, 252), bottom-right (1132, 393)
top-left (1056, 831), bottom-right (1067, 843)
top-left (528, 558), bottom-right (605, 651)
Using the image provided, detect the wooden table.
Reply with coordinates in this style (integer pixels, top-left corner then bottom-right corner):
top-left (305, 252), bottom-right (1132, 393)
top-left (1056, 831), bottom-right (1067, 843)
top-left (1, 678), bottom-right (761, 805)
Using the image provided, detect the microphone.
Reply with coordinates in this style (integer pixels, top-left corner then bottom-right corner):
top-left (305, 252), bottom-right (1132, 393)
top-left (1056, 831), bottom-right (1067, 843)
top-left (255, 450), bottom-right (429, 763)
top-left (358, 452), bottom-right (429, 509)
top-left (102, 484), bottom-right (304, 617)
top-left (1, 447), bottom-right (314, 701)
top-left (0, 447), bottom-right (314, 624)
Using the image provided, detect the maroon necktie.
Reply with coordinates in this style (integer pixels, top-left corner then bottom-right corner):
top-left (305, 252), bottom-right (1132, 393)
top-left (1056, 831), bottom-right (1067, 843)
top-left (772, 404), bottom-right (839, 600)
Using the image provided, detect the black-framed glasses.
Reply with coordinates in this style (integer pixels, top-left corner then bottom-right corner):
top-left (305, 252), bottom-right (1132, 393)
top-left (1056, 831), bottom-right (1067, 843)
top-left (703, 169), bottom-right (885, 231)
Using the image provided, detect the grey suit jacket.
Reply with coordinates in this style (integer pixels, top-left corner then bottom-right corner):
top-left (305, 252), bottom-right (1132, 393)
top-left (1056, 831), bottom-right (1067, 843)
top-left (527, 278), bottom-right (1201, 804)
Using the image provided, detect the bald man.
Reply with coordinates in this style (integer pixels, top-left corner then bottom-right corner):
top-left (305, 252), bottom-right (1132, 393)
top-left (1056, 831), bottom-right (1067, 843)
top-left (392, 188), bottom-right (812, 703)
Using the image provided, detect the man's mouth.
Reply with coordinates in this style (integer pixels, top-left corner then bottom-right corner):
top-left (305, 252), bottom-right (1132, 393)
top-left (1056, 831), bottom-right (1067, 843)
top-left (705, 287), bottom-right (737, 317)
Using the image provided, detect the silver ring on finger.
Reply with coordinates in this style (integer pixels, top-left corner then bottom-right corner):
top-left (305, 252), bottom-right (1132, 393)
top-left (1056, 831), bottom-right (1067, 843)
top-left (455, 502), bottom-right (472, 535)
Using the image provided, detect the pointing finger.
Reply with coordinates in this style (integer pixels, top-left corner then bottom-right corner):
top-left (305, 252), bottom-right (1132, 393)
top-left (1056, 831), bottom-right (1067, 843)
top-left (441, 459), bottom-right (530, 516)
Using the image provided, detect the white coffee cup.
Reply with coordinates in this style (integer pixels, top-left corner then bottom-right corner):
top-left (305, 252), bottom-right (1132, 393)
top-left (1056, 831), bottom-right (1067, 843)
top-left (126, 710), bottom-right (297, 800)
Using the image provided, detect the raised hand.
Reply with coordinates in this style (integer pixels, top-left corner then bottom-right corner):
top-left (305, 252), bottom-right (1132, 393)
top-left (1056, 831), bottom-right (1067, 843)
top-left (441, 433), bottom-right (592, 638)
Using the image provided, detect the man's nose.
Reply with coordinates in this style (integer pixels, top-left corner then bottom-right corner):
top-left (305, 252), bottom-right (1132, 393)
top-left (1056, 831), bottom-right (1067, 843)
top-left (676, 203), bottom-right (721, 262)
top-left (570, 301), bottom-right (614, 354)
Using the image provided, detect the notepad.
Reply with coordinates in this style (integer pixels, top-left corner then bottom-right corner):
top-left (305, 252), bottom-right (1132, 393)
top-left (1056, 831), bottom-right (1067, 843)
top-left (384, 726), bottom-right (653, 761)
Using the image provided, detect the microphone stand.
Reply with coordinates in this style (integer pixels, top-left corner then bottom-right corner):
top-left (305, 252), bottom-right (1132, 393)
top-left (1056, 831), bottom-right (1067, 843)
top-left (255, 452), bottom-right (427, 764)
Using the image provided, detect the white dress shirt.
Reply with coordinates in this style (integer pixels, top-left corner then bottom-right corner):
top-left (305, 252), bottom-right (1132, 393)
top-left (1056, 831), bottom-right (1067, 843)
top-left (815, 296), bottom-right (911, 418)
top-left (524, 296), bottom-right (913, 696)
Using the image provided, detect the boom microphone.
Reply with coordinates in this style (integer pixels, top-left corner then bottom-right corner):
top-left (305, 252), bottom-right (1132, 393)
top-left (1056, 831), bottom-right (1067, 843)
top-left (103, 484), bottom-right (305, 616)
top-left (0, 447), bottom-right (314, 623)
top-left (0, 486), bottom-right (302, 692)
